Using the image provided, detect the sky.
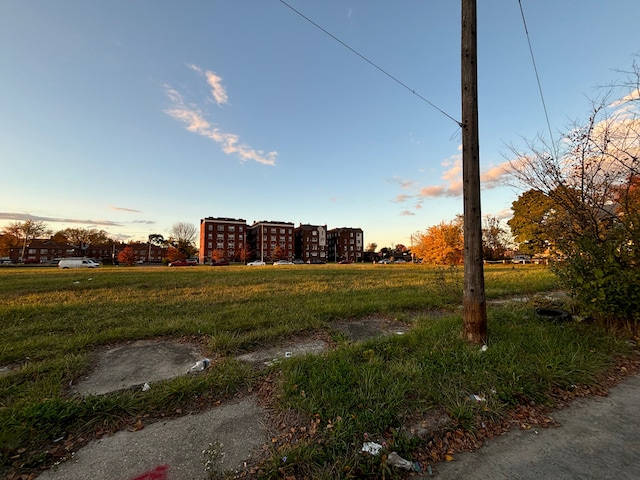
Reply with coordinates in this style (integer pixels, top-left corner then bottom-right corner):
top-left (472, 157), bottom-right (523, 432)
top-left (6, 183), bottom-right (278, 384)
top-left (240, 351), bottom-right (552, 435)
top-left (1, 1), bottom-right (639, 249)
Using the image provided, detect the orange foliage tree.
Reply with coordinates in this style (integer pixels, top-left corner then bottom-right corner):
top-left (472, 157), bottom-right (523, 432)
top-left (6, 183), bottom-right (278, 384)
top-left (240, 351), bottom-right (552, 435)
top-left (117, 246), bottom-right (137, 266)
top-left (413, 219), bottom-right (464, 265)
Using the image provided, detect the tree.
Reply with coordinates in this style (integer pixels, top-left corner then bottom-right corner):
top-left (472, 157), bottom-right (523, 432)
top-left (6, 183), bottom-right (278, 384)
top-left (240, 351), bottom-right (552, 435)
top-left (271, 245), bottom-right (286, 261)
top-left (148, 234), bottom-right (165, 246)
top-left (505, 61), bottom-right (640, 324)
top-left (5, 220), bottom-right (50, 260)
top-left (365, 243), bottom-right (377, 252)
top-left (211, 249), bottom-right (225, 262)
top-left (482, 215), bottom-right (512, 260)
top-left (117, 246), bottom-right (137, 266)
top-left (55, 228), bottom-right (111, 255)
top-left (0, 225), bottom-right (22, 256)
top-left (168, 222), bottom-right (198, 258)
top-left (508, 190), bottom-right (557, 255)
top-left (412, 219), bottom-right (464, 265)
top-left (165, 246), bottom-right (185, 263)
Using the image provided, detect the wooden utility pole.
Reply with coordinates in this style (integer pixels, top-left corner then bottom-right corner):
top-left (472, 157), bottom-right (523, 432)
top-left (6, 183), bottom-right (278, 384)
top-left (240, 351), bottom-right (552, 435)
top-left (461, 0), bottom-right (487, 344)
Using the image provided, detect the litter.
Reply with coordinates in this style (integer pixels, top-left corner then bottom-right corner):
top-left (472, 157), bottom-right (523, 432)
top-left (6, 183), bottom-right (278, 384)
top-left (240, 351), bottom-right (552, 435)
top-left (285, 351), bottom-right (292, 358)
top-left (142, 382), bottom-right (150, 392)
top-left (189, 358), bottom-right (210, 372)
top-left (480, 344), bottom-right (488, 352)
top-left (362, 442), bottom-right (383, 455)
top-left (470, 393), bottom-right (486, 402)
top-left (387, 452), bottom-right (413, 470)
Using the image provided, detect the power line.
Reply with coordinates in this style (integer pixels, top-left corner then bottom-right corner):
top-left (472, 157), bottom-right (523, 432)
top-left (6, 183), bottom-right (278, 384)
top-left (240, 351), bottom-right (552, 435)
top-left (278, 0), bottom-right (462, 127)
top-left (518, 0), bottom-right (557, 157)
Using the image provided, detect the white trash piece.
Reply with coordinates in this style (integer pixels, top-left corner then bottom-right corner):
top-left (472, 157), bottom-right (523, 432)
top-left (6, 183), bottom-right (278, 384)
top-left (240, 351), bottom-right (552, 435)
top-left (142, 382), bottom-right (150, 392)
top-left (190, 358), bottom-right (210, 372)
top-left (362, 442), bottom-right (383, 455)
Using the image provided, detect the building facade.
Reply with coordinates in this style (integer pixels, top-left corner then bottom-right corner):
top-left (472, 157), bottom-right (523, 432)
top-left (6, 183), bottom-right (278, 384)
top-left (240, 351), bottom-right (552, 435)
top-left (9, 239), bottom-right (77, 263)
top-left (199, 217), bottom-right (248, 264)
top-left (294, 224), bottom-right (327, 263)
top-left (248, 220), bottom-right (295, 262)
top-left (327, 227), bottom-right (364, 263)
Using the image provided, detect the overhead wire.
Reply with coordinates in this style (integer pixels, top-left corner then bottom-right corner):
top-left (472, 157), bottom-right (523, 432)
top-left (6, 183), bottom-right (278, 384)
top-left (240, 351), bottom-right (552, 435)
top-left (278, 0), bottom-right (462, 127)
top-left (518, 0), bottom-right (557, 159)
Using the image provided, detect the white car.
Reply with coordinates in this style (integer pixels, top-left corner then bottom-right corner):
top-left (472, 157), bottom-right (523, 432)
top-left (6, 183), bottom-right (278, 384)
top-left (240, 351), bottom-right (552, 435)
top-left (273, 260), bottom-right (293, 265)
top-left (247, 260), bottom-right (266, 266)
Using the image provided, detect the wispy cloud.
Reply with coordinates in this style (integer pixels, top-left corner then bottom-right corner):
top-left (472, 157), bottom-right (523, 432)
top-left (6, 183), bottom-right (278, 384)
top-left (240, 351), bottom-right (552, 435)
top-left (188, 64), bottom-right (229, 106)
top-left (111, 206), bottom-right (141, 213)
top-left (0, 212), bottom-right (124, 227)
top-left (399, 210), bottom-right (415, 216)
top-left (391, 146), bottom-right (512, 214)
top-left (165, 66), bottom-right (277, 166)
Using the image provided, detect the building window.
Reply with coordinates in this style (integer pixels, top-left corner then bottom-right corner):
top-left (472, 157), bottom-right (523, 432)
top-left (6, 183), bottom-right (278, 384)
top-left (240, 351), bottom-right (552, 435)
top-left (229, 226), bottom-right (235, 232)
top-left (217, 225), bottom-right (224, 231)
top-left (208, 242), bottom-right (212, 249)
top-left (208, 225), bottom-right (213, 231)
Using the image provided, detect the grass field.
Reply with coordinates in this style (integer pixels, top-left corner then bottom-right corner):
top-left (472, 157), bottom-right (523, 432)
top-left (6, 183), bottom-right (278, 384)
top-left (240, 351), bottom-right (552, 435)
top-left (0, 263), bottom-right (634, 478)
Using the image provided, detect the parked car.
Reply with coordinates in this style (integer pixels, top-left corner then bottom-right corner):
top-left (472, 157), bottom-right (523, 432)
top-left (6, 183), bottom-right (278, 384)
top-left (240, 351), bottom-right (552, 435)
top-left (512, 255), bottom-right (531, 264)
top-left (168, 259), bottom-right (198, 267)
top-left (247, 260), bottom-right (266, 266)
top-left (338, 260), bottom-right (353, 264)
top-left (307, 259), bottom-right (326, 264)
top-left (58, 258), bottom-right (100, 269)
top-left (210, 259), bottom-right (230, 266)
top-left (378, 258), bottom-right (392, 264)
top-left (273, 260), bottom-right (293, 265)
top-left (292, 259), bottom-right (305, 265)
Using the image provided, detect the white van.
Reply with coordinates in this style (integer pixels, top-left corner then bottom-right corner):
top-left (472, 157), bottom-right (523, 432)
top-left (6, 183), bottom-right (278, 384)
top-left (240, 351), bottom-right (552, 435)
top-left (58, 258), bottom-right (100, 269)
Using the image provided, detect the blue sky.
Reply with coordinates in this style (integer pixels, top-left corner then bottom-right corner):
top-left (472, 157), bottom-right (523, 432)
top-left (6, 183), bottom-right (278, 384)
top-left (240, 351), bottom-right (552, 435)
top-left (1, 1), bottom-right (638, 248)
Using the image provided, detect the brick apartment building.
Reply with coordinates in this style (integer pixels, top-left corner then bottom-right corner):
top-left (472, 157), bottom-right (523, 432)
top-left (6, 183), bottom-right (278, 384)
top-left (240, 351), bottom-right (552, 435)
top-left (9, 239), bottom-right (77, 263)
top-left (327, 227), bottom-right (364, 263)
top-left (199, 217), bottom-right (248, 264)
top-left (8, 239), bottom-right (167, 264)
top-left (247, 220), bottom-right (295, 262)
top-left (294, 224), bottom-right (328, 263)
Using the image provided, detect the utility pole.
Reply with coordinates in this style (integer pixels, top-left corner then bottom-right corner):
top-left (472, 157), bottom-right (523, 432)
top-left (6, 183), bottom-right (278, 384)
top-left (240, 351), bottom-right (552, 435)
top-left (461, 0), bottom-right (487, 344)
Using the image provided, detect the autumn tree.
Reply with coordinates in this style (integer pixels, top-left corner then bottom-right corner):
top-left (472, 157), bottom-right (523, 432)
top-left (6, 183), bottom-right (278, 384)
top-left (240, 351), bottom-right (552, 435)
top-left (117, 246), bottom-right (137, 266)
top-left (271, 245), bottom-right (286, 261)
top-left (413, 219), bottom-right (464, 265)
top-left (482, 215), bottom-right (512, 260)
top-left (168, 222), bottom-right (198, 258)
top-left (4, 220), bottom-right (50, 260)
top-left (365, 243), bottom-right (377, 252)
top-left (211, 249), bottom-right (225, 262)
top-left (55, 228), bottom-right (111, 256)
top-left (165, 246), bottom-right (185, 263)
top-left (505, 61), bottom-right (640, 324)
top-left (0, 225), bottom-right (22, 256)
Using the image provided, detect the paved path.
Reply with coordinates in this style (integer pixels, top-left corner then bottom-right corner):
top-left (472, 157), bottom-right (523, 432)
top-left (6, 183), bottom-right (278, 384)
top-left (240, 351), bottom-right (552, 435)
top-left (435, 374), bottom-right (640, 480)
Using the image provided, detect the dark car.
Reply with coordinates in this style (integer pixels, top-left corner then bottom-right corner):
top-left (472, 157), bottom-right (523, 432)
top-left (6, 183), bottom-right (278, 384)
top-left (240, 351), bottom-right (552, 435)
top-left (168, 259), bottom-right (198, 267)
top-left (210, 259), bottom-right (230, 266)
top-left (338, 260), bottom-right (353, 264)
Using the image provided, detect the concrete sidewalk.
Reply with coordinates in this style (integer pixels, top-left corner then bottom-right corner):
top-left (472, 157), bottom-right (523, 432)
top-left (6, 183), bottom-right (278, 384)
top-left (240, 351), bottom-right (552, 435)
top-left (435, 374), bottom-right (640, 480)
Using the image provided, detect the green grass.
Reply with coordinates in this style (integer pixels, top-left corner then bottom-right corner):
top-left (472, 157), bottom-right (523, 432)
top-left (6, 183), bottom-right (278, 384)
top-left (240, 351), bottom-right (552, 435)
top-left (0, 264), bottom-right (632, 478)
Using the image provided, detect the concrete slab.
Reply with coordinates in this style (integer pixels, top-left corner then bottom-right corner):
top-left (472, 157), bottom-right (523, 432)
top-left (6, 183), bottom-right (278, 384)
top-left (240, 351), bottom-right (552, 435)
top-left (72, 340), bottom-right (207, 396)
top-left (434, 374), bottom-right (640, 480)
top-left (37, 397), bottom-right (267, 480)
top-left (236, 339), bottom-right (328, 367)
top-left (332, 315), bottom-right (411, 341)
